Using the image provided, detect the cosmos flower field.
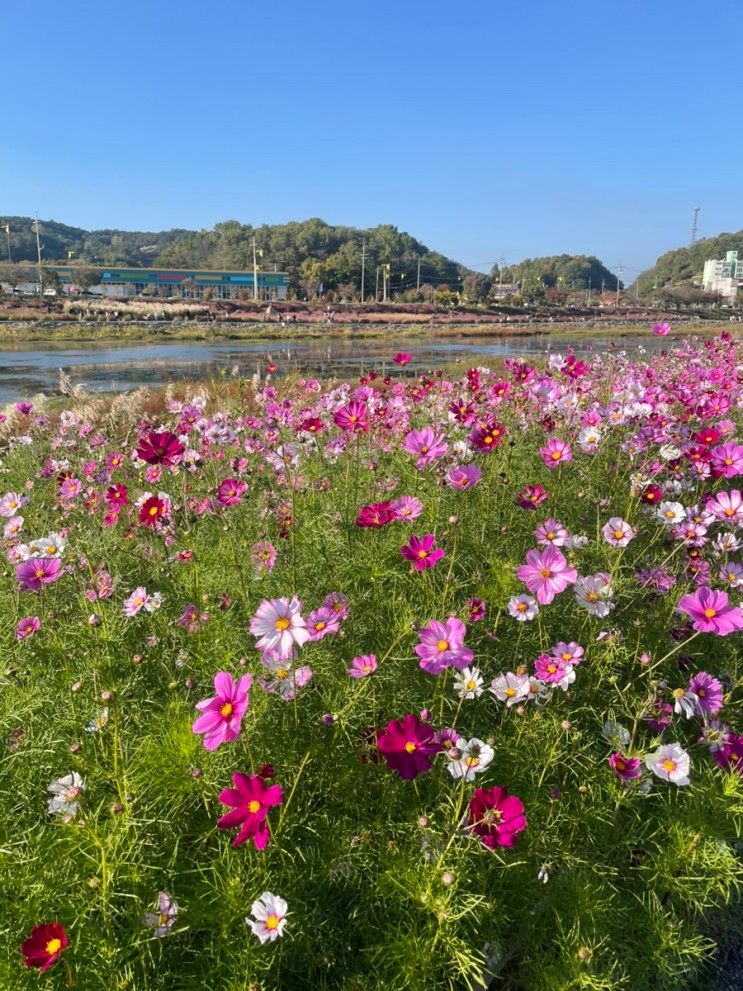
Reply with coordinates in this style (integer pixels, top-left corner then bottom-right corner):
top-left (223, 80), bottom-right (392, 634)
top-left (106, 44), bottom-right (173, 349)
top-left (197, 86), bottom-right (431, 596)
top-left (2, 331), bottom-right (743, 991)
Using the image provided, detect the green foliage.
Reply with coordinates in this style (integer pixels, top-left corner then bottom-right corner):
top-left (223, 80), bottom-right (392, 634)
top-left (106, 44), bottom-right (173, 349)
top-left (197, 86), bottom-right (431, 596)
top-left (638, 230), bottom-right (743, 292)
top-left (494, 255), bottom-right (618, 292)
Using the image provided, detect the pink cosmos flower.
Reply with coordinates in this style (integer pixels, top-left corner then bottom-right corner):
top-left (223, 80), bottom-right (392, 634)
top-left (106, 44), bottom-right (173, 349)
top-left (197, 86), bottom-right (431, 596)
top-left (192, 672), bottom-right (252, 750)
top-left (652, 321), bottom-right (671, 336)
top-left (551, 641), bottom-right (584, 665)
top-left (467, 597), bottom-right (486, 622)
top-left (468, 786), bottom-right (526, 849)
top-left (59, 477), bottom-right (82, 500)
top-left (16, 558), bottom-right (63, 591)
top-left (446, 464), bottom-right (482, 490)
top-left (16, 616), bottom-right (40, 640)
top-left (534, 653), bottom-right (571, 683)
top-left (688, 671), bottom-right (724, 714)
top-left (714, 734), bottom-right (743, 776)
top-left (123, 587), bottom-right (149, 617)
top-left (706, 489), bottom-right (743, 524)
top-left (250, 541), bottom-right (277, 577)
top-left (391, 495), bottom-right (423, 521)
top-left (250, 596), bottom-right (310, 658)
top-left (540, 438), bottom-right (572, 469)
top-left (393, 352), bottom-right (412, 365)
top-left (400, 534), bottom-right (445, 571)
top-left (217, 772), bottom-right (283, 849)
top-left (305, 606), bottom-right (340, 641)
top-left (608, 752), bottom-right (642, 780)
top-left (403, 427), bottom-right (448, 469)
top-left (711, 443), bottom-right (743, 479)
top-left (535, 518), bottom-right (569, 547)
top-left (377, 714), bottom-right (442, 780)
top-left (602, 517), bottom-right (636, 547)
top-left (333, 400), bottom-right (369, 433)
top-left (516, 546), bottom-right (577, 605)
top-left (323, 591), bottom-right (350, 620)
top-left (469, 417), bottom-right (505, 452)
top-left (216, 478), bottom-right (247, 507)
top-left (414, 617), bottom-right (473, 674)
top-left (347, 654), bottom-right (378, 678)
top-left (516, 484), bottom-right (549, 510)
top-left (0, 491), bottom-right (28, 517)
top-left (676, 587), bottom-right (743, 636)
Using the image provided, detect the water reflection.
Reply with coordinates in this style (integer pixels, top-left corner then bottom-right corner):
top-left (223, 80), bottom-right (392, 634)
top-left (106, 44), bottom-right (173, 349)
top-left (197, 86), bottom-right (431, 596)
top-left (0, 332), bottom-right (707, 402)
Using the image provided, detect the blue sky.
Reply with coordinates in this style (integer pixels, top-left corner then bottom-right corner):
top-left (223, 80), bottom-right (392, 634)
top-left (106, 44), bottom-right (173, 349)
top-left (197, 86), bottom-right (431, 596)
top-left (2, 0), bottom-right (741, 275)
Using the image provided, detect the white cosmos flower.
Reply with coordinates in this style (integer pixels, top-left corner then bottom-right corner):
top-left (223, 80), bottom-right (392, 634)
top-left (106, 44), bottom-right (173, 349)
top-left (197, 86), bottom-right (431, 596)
top-left (47, 772), bottom-right (85, 816)
top-left (490, 672), bottom-right (530, 706)
top-left (657, 501), bottom-right (685, 525)
top-left (645, 743), bottom-right (690, 786)
top-left (247, 891), bottom-right (289, 944)
top-left (454, 667), bottom-right (484, 700)
top-left (447, 738), bottom-right (494, 781)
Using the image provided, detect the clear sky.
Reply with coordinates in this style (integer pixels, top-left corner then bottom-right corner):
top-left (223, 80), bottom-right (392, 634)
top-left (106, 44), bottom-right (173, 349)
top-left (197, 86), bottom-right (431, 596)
top-left (2, 0), bottom-right (741, 276)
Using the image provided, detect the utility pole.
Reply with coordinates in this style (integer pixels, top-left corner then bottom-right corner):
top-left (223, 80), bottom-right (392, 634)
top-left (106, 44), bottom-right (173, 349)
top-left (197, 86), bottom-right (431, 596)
top-left (616, 265), bottom-right (623, 306)
top-left (375, 266), bottom-right (380, 302)
top-left (252, 237), bottom-right (258, 301)
top-left (33, 219), bottom-right (43, 297)
top-left (416, 257), bottom-right (421, 293)
top-left (4, 224), bottom-right (11, 263)
top-left (690, 207), bottom-right (700, 247)
top-left (361, 240), bottom-right (366, 303)
top-left (382, 264), bottom-right (389, 302)
top-left (586, 276), bottom-right (591, 307)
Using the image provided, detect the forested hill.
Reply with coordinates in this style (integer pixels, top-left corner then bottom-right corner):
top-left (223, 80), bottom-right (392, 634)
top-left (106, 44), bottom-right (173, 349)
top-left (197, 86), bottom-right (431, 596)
top-left (0, 216), bottom-right (468, 296)
top-left (494, 254), bottom-right (619, 292)
top-left (637, 230), bottom-right (743, 289)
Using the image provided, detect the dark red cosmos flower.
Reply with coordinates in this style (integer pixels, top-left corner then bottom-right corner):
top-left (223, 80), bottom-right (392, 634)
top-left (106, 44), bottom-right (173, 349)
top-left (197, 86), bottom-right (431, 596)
top-left (217, 772), bottom-right (283, 849)
top-left (468, 786), bottom-right (526, 849)
top-left (355, 501), bottom-right (396, 528)
top-left (139, 496), bottom-right (168, 526)
top-left (693, 426), bottom-right (721, 446)
top-left (469, 418), bottom-right (505, 452)
top-left (640, 484), bottom-right (662, 505)
top-left (137, 430), bottom-right (184, 466)
top-left (300, 417), bottom-right (323, 434)
top-left (516, 484), bottom-right (549, 510)
top-left (377, 713), bottom-right (441, 780)
top-left (21, 922), bottom-right (68, 971)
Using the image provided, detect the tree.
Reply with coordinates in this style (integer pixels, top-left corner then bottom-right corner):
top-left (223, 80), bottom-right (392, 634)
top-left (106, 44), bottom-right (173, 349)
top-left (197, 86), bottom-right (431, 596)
top-left (462, 273), bottom-right (492, 304)
top-left (68, 267), bottom-right (102, 294)
top-left (0, 262), bottom-right (34, 293)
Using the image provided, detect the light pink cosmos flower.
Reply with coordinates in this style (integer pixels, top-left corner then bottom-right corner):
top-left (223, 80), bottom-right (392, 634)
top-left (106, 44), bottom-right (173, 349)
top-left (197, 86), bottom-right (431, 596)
top-left (676, 587), bottom-right (743, 636)
top-left (258, 652), bottom-right (313, 700)
top-left (602, 517), bottom-right (636, 547)
top-left (706, 490), bottom-right (743, 524)
top-left (652, 322), bottom-right (671, 336)
top-left (391, 495), bottom-right (423, 521)
top-left (414, 617), bottom-right (473, 675)
top-left (540, 438), bottom-right (572, 469)
top-left (403, 427), bottom-right (448, 469)
top-left (711, 443), bottom-right (743, 479)
top-left (535, 519), bottom-right (569, 547)
top-left (247, 892), bottom-right (289, 944)
top-left (445, 464), bottom-right (482, 490)
top-left (490, 672), bottom-right (531, 706)
top-left (507, 594), bottom-right (539, 621)
top-left (192, 672), bottom-right (252, 750)
top-left (347, 654), bottom-right (378, 678)
top-left (0, 491), bottom-right (28, 517)
top-left (123, 587), bottom-right (149, 617)
top-left (645, 743), bottom-right (690, 786)
top-left (516, 546), bottom-right (578, 605)
top-left (305, 606), bottom-right (340, 641)
top-left (250, 596), bottom-right (310, 658)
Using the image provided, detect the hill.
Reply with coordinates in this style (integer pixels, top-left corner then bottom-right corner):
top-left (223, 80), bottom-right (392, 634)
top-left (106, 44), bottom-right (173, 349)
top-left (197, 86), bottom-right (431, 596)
top-left (0, 216), bottom-right (468, 298)
top-left (637, 230), bottom-right (743, 291)
top-left (493, 254), bottom-right (619, 292)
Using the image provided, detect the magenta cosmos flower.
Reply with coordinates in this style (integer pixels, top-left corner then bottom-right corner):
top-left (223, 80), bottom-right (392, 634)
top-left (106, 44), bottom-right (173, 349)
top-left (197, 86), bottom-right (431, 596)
top-left (250, 596), bottom-right (310, 658)
top-left (468, 786), bottom-right (526, 849)
top-left (446, 464), bottom-right (482, 490)
top-left (540, 438), bottom-right (572, 469)
top-left (137, 430), bottom-right (184, 466)
top-left (333, 400), bottom-right (369, 433)
top-left (16, 616), bottom-right (40, 640)
top-left (711, 443), bottom-right (743, 478)
top-left (469, 417), bottom-right (505, 452)
top-left (355, 501), bottom-right (395, 527)
top-left (516, 546), bottom-right (577, 605)
top-left (16, 557), bottom-right (63, 592)
top-left (414, 617), bottom-right (473, 674)
top-left (714, 734), bottom-right (743, 776)
top-left (676, 587), bottom-right (743, 636)
top-left (401, 534), bottom-right (445, 571)
top-left (688, 671), bottom-right (724, 714)
top-left (608, 751), bottom-right (642, 780)
top-left (393, 352), bottom-right (412, 365)
top-left (192, 672), bottom-right (252, 750)
top-left (652, 321), bottom-right (671, 336)
top-left (217, 772), bottom-right (283, 849)
top-left (516, 484), bottom-right (549, 510)
top-left (216, 478), bottom-right (247, 507)
top-left (377, 714), bottom-right (442, 780)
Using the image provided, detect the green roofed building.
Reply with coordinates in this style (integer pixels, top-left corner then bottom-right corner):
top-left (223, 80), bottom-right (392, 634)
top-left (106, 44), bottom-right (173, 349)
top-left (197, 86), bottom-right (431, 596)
top-left (47, 266), bottom-right (288, 300)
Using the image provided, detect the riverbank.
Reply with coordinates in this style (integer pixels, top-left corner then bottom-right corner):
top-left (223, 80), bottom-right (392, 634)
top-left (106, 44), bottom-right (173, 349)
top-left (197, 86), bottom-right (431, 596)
top-left (0, 318), bottom-right (735, 344)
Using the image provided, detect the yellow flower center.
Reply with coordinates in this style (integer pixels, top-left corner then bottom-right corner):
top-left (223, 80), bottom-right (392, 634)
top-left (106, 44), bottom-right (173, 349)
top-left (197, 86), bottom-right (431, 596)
top-left (404, 741), bottom-right (417, 753)
top-left (539, 568), bottom-right (552, 578)
top-left (247, 800), bottom-right (261, 813)
top-left (662, 758), bottom-right (676, 772)
top-left (45, 938), bottom-right (62, 955)
top-left (551, 451), bottom-right (561, 460)
top-left (437, 639), bottom-right (449, 652)
top-left (614, 530), bottom-right (623, 540)
top-left (703, 608), bottom-right (717, 618)
top-left (265, 914), bottom-right (280, 930)
top-left (220, 702), bottom-right (233, 717)
top-left (466, 680), bottom-right (477, 691)
top-left (417, 549), bottom-right (428, 559)
top-left (505, 687), bottom-right (516, 697)
top-left (275, 617), bottom-right (290, 630)
top-left (315, 621), bottom-right (326, 631)
top-left (158, 913), bottom-right (170, 926)
top-left (516, 602), bottom-right (527, 612)
top-left (276, 668), bottom-right (288, 679)
top-left (149, 506), bottom-right (159, 516)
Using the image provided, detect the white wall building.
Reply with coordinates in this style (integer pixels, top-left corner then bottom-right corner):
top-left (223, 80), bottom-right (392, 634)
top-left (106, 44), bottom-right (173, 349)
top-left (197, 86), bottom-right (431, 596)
top-left (702, 250), bottom-right (741, 301)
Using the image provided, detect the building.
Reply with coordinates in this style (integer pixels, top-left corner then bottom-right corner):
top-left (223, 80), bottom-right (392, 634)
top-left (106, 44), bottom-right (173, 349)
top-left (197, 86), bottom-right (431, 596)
top-left (491, 283), bottom-right (520, 299)
top-left (46, 265), bottom-right (288, 300)
top-left (702, 250), bottom-right (741, 302)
